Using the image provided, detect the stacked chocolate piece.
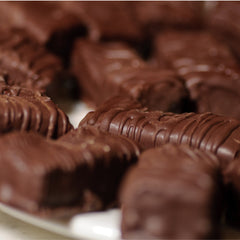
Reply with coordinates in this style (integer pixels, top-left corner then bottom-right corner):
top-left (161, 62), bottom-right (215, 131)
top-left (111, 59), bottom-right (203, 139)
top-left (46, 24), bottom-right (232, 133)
top-left (0, 2), bottom-right (240, 239)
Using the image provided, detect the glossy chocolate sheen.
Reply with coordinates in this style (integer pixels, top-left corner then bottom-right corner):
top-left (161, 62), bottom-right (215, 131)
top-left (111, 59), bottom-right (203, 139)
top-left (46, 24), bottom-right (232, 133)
top-left (0, 27), bottom-right (62, 91)
top-left (120, 144), bottom-right (221, 239)
top-left (60, 127), bottom-right (140, 207)
top-left (0, 2), bottom-right (87, 58)
top-left (154, 30), bottom-right (240, 119)
top-left (72, 40), bottom-right (188, 112)
top-left (208, 2), bottom-right (240, 60)
top-left (0, 83), bottom-right (72, 138)
top-left (80, 96), bottom-right (240, 168)
top-left (0, 130), bottom-right (139, 215)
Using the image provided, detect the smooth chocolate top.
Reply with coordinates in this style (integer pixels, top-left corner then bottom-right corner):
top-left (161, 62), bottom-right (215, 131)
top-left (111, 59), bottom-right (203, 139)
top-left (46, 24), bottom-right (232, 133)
top-left (154, 30), bottom-right (240, 119)
top-left (59, 126), bottom-right (140, 161)
top-left (0, 27), bottom-right (62, 91)
top-left (138, 144), bottom-right (219, 172)
top-left (155, 31), bottom-right (236, 66)
top-left (120, 144), bottom-right (220, 239)
top-left (0, 83), bottom-right (72, 138)
top-left (0, 132), bottom-right (78, 213)
top-left (60, 127), bottom-right (140, 209)
top-left (0, 130), bottom-right (139, 214)
top-left (72, 40), bottom-right (188, 112)
top-left (71, 40), bottom-right (144, 106)
top-left (80, 96), bottom-right (240, 168)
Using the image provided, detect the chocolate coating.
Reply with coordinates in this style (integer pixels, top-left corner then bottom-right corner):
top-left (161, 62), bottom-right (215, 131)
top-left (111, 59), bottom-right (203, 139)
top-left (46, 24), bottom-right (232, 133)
top-left (59, 127), bottom-right (140, 207)
top-left (208, 2), bottom-right (240, 61)
top-left (0, 83), bottom-right (72, 138)
top-left (131, 1), bottom-right (203, 30)
top-left (80, 96), bottom-right (240, 168)
top-left (120, 144), bottom-right (221, 239)
top-left (154, 30), bottom-right (240, 119)
top-left (62, 2), bottom-right (203, 42)
top-left (72, 40), bottom-right (188, 112)
top-left (62, 1), bottom-right (142, 42)
top-left (0, 130), bottom-right (139, 215)
top-left (0, 27), bottom-right (62, 91)
top-left (0, 2), bottom-right (87, 59)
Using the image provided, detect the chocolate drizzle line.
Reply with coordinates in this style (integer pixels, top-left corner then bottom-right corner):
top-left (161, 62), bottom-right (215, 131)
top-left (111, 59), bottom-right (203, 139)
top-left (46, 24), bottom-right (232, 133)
top-left (80, 97), bottom-right (240, 168)
top-left (0, 84), bottom-right (72, 138)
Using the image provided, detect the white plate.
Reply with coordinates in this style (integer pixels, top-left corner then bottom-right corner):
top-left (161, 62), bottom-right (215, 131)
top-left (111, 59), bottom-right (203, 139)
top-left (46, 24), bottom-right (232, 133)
top-left (0, 203), bottom-right (121, 240)
top-left (61, 100), bottom-right (93, 128)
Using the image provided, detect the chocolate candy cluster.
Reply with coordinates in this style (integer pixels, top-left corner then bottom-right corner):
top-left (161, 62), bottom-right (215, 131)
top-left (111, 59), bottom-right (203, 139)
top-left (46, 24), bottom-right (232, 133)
top-left (0, 2), bottom-right (240, 239)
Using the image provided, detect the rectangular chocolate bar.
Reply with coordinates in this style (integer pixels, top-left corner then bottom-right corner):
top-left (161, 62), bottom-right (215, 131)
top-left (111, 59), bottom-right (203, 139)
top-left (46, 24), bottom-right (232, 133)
top-left (0, 83), bottom-right (72, 138)
top-left (154, 30), bottom-right (240, 119)
top-left (120, 144), bottom-right (221, 239)
top-left (0, 129), bottom-right (139, 216)
top-left (71, 40), bottom-right (189, 112)
top-left (0, 2), bottom-right (87, 59)
top-left (80, 96), bottom-right (240, 169)
top-left (0, 27), bottom-right (62, 92)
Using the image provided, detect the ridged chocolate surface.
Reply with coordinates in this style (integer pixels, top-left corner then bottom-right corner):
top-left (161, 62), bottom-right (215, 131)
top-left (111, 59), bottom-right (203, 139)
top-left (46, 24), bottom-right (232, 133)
top-left (120, 144), bottom-right (221, 239)
top-left (80, 96), bottom-right (240, 168)
top-left (0, 2), bottom-right (86, 58)
top-left (72, 40), bottom-right (188, 112)
top-left (154, 31), bottom-right (240, 119)
top-left (0, 130), bottom-right (139, 215)
top-left (0, 83), bottom-right (72, 138)
top-left (0, 27), bottom-right (62, 91)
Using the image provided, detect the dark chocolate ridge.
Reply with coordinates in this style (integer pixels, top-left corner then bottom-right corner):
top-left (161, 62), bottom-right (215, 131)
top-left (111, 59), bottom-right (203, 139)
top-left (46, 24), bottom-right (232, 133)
top-left (0, 83), bottom-right (72, 138)
top-left (80, 96), bottom-right (240, 168)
